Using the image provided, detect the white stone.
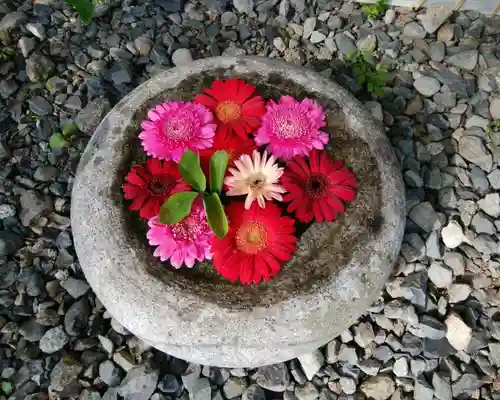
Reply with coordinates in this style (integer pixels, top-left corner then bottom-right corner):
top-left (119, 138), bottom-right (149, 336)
top-left (490, 98), bottom-right (500, 120)
top-left (303, 17), bottom-right (316, 39)
top-left (171, 49), bottom-right (193, 66)
top-left (465, 115), bottom-right (490, 130)
top-left (233, 0), bottom-right (254, 14)
top-left (441, 220), bottom-right (467, 249)
top-left (445, 313), bottom-right (471, 351)
top-left (339, 377), bottom-right (356, 395)
top-left (297, 350), bottom-right (324, 380)
top-left (448, 284), bottom-right (471, 303)
top-left (478, 193), bottom-right (500, 218)
top-left (383, 9), bottom-right (396, 25)
top-left (393, 357), bottom-right (409, 377)
top-left (418, 4), bottom-right (453, 34)
top-left (273, 37), bottom-right (286, 52)
top-left (428, 262), bottom-right (453, 288)
top-left (414, 77), bottom-right (441, 97)
top-left (310, 31), bottom-right (326, 44)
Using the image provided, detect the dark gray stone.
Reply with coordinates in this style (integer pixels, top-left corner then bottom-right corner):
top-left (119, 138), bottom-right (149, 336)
top-left (65, 297), bottom-right (90, 336)
top-left (61, 277), bottom-right (90, 298)
top-left (26, 52), bottom-right (55, 82)
top-left (242, 384), bottom-right (265, 400)
top-left (255, 363), bottom-right (290, 392)
top-left (0, 12), bottom-right (27, 32)
top-left (118, 364), bottom-right (159, 400)
top-left (19, 319), bottom-right (47, 342)
top-left (76, 97), bottom-right (112, 136)
top-left (99, 360), bottom-right (124, 387)
top-left (0, 231), bottom-right (23, 256)
top-left (19, 190), bottom-right (53, 226)
top-left (28, 96), bottom-right (54, 116)
top-left (39, 325), bottom-right (69, 353)
top-left (50, 356), bottom-right (82, 395)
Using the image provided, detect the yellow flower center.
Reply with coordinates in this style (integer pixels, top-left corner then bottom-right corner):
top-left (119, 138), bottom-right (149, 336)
top-left (236, 221), bottom-right (268, 254)
top-left (216, 100), bottom-right (242, 124)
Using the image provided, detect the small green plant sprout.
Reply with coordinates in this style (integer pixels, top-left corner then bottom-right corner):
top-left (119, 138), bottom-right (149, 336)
top-left (65, 0), bottom-right (95, 24)
top-left (487, 119), bottom-right (500, 136)
top-left (0, 46), bottom-right (14, 61)
top-left (362, 0), bottom-right (389, 20)
top-left (49, 122), bottom-right (79, 149)
top-left (0, 381), bottom-right (13, 396)
top-left (159, 149), bottom-right (229, 238)
top-left (347, 51), bottom-right (388, 97)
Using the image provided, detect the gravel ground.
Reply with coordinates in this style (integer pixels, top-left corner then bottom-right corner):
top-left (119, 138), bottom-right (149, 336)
top-left (1, 0), bottom-right (500, 399)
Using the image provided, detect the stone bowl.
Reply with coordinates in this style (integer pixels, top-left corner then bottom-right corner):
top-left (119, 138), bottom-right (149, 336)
top-left (71, 56), bottom-right (405, 368)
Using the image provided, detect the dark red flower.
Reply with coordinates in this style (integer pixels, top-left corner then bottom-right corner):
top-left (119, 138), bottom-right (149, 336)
top-left (211, 202), bottom-right (297, 285)
top-left (194, 79), bottom-right (265, 139)
top-left (199, 131), bottom-right (257, 176)
top-left (123, 158), bottom-right (190, 219)
top-left (281, 150), bottom-right (357, 223)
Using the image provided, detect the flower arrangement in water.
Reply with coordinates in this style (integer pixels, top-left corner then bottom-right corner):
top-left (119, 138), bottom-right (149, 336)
top-left (123, 78), bottom-right (358, 285)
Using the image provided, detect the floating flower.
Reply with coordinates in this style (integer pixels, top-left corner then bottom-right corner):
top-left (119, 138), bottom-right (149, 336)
top-left (194, 79), bottom-right (265, 139)
top-left (225, 150), bottom-right (286, 209)
top-left (211, 202), bottom-right (297, 285)
top-left (199, 131), bottom-right (257, 176)
top-left (254, 96), bottom-right (329, 160)
top-left (139, 101), bottom-right (217, 162)
top-left (147, 201), bottom-right (213, 268)
top-left (282, 150), bottom-right (357, 223)
top-left (123, 159), bottom-right (191, 219)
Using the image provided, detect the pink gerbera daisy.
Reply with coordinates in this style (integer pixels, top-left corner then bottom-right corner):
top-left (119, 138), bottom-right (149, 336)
top-left (147, 201), bottom-right (213, 268)
top-left (139, 101), bottom-right (217, 162)
top-left (254, 96), bottom-right (329, 160)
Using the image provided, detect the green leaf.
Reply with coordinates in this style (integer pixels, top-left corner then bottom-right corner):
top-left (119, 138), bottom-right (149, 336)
top-left (49, 133), bottom-right (68, 149)
top-left (159, 191), bottom-right (199, 225)
top-left (367, 82), bottom-right (374, 93)
top-left (375, 86), bottom-right (384, 97)
top-left (179, 150), bottom-right (206, 192)
top-left (209, 150), bottom-right (228, 194)
top-left (61, 122), bottom-right (78, 137)
top-left (1, 381), bottom-right (13, 395)
top-left (203, 193), bottom-right (228, 238)
top-left (64, 0), bottom-right (95, 24)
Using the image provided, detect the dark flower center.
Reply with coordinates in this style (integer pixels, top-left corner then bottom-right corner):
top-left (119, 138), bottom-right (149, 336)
top-left (306, 174), bottom-right (328, 198)
top-left (148, 176), bottom-right (176, 195)
top-left (248, 173), bottom-right (266, 190)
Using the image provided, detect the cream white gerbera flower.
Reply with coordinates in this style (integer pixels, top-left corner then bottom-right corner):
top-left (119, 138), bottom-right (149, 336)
top-left (224, 150), bottom-right (286, 209)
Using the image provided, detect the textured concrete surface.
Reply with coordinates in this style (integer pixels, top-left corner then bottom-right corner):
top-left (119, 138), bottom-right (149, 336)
top-left (71, 56), bottom-right (405, 367)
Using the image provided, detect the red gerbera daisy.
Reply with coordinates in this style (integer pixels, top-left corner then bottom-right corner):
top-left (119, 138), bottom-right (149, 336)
top-left (123, 158), bottom-right (190, 219)
top-left (211, 202), bottom-right (297, 285)
top-left (194, 79), bottom-right (265, 139)
top-left (199, 131), bottom-right (257, 176)
top-left (282, 150), bottom-right (357, 223)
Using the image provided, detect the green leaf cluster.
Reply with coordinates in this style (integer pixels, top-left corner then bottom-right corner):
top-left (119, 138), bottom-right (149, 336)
top-left (64, 0), bottom-right (95, 24)
top-left (0, 381), bottom-right (13, 395)
top-left (159, 150), bottom-right (229, 238)
top-left (487, 119), bottom-right (500, 137)
top-left (0, 47), bottom-right (14, 61)
top-left (362, 0), bottom-right (389, 20)
top-left (348, 51), bottom-right (388, 97)
top-left (49, 123), bottom-right (79, 149)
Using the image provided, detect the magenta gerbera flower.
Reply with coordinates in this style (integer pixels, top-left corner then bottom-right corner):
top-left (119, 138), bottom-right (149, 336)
top-left (254, 96), bottom-right (329, 160)
top-left (147, 200), bottom-right (213, 268)
top-left (139, 101), bottom-right (217, 162)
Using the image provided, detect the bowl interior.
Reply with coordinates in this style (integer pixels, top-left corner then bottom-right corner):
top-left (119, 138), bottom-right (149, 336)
top-left (114, 71), bottom-right (382, 309)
